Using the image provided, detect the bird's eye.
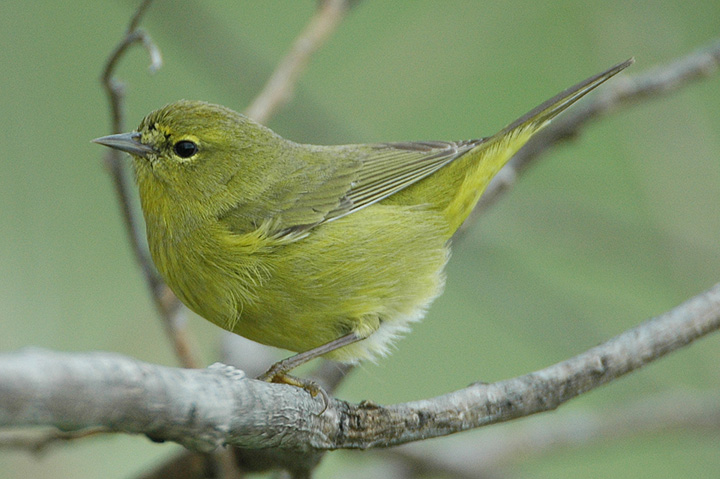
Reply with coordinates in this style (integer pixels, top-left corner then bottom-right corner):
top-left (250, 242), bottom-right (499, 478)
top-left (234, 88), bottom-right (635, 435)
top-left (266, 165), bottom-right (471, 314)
top-left (173, 140), bottom-right (198, 158)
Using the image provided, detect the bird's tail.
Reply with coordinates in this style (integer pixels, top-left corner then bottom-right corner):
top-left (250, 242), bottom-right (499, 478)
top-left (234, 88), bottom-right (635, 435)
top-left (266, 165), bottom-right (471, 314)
top-left (493, 58), bottom-right (633, 144)
top-left (442, 58), bottom-right (634, 234)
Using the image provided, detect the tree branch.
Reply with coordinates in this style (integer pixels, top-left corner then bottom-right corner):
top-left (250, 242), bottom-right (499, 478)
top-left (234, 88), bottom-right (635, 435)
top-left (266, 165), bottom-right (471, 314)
top-left (2, 282), bottom-right (718, 453)
top-left (99, 0), bottom-right (204, 370)
top-left (0, 428), bottom-right (109, 454)
top-left (243, 0), bottom-right (358, 124)
top-left (383, 390), bottom-right (720, 478)
top-left (458, 38), bottom-right (720, 235)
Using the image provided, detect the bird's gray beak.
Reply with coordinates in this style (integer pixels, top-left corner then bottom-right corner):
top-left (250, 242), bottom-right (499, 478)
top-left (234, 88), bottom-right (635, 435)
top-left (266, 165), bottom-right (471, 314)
top-left (92, 132), bottom-right (156, 158)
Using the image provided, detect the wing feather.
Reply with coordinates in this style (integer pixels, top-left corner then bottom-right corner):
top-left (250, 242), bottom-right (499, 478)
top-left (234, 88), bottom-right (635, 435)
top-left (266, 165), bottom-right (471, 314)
top-left (323, 139), bottom-right (484, 222)
top-left (220, 139), bottom-right (484, 236)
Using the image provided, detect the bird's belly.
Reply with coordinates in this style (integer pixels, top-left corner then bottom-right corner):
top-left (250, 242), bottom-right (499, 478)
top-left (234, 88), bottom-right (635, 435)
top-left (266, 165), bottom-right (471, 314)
top-left (230, 205), bottom-right (451, 363)
top-left (155, 205), bottom-right (450, 364)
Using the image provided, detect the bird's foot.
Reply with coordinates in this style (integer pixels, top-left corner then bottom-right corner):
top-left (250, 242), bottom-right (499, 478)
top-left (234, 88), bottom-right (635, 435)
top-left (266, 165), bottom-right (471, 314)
top-left (257, 365), bottom-right (330, 414)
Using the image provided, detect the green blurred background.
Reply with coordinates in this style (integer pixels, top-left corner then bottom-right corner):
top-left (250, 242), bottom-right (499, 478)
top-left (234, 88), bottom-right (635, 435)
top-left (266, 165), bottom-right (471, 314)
top-left (2, 1), bottom-right (719, 477)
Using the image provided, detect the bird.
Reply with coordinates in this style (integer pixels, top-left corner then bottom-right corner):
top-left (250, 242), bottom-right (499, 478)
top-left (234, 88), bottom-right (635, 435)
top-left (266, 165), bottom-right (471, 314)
top-left (94, 58), bottom-right (633, 392)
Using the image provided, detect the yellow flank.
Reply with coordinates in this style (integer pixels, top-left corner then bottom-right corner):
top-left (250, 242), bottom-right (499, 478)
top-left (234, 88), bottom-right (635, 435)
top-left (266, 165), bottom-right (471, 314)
top-left (93, 59), bottom-right (633, 365)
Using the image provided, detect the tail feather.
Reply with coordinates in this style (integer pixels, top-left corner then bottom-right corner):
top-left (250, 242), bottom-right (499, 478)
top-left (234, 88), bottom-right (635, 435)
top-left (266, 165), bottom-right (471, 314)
top-left (441, 58), bottom-right (634, 234)
top-left (496, 58), bottom-right (634, 141)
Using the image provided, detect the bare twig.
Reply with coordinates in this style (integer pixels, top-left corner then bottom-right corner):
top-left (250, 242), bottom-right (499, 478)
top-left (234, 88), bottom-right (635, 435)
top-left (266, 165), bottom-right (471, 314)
top-left (0, 428), bottom-right (109, 454)
top-left (384, 390), bottom-right (720, 478)
top-left (98, 0), bottom-right (202, 370)
top-left (2, 282), bottom-right (718, 453)
top-left (458, 38), bottom-right (720, 234)
top-left (135, 452), bottom-right (220, 479)
top-left (244, 0), bottom-right (358, 123)
top-left (127, 0), bottom-right (155, 33)
top-left (100, 30), bottom-right (161, 288)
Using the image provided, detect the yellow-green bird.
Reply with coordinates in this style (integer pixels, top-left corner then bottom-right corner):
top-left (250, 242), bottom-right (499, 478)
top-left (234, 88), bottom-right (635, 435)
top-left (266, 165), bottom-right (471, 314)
top-left (94, 59), bottom-right (632, 388)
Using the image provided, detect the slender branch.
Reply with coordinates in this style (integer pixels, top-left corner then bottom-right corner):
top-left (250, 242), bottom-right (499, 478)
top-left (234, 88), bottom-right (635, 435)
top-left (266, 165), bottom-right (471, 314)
top-left (100, 28), bottom-right (161, 286)
top-left (127, 0), bottom-right (155, 33)
top-left (329, 282), bottom-right (720, 449)
top-left (136, 451), bottom-right (244, 479)
top-left (2, 282), bottom-right (718, 453)
top-left (9, 391), bottom-right (718, 479)
top-left (98, 0), bottom-right (202, 370)
top-left (0, 428), bottom-right (109, 454)
top-left (459, 38), bottom-right (720, 234)
top-left (243, 0), bottom-right (358, 123)
top-left (384, 390), bottom-right (720, 478)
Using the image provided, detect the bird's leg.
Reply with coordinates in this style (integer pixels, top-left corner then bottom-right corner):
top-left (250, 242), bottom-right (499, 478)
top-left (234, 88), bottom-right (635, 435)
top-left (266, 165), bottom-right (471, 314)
top-left (257, 332), bottom-right (362, 404)
top-left (258, 332), bottom-right (361, 382)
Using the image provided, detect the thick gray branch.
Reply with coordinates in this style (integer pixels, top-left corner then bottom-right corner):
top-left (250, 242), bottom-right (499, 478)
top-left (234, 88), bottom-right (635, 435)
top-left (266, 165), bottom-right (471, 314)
top-left (0, 353), bottom-right (328, 453)
top-left (1, 283), bottom-right (718, 452)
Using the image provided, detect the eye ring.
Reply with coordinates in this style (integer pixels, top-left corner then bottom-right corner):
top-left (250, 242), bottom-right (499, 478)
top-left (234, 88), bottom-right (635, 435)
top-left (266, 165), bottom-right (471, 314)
top-left (173, 140), bottom-right (198, 158)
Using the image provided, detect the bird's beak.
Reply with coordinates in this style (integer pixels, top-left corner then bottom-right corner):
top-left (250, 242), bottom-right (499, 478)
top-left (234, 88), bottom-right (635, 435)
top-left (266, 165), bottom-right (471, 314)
top-left (92, 132), bottom-right (156, 158)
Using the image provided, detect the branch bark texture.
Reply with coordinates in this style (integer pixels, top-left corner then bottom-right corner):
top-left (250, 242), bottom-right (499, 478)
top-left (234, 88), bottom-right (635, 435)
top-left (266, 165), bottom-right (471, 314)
top-left (2, 282), bottom-right (718, 452)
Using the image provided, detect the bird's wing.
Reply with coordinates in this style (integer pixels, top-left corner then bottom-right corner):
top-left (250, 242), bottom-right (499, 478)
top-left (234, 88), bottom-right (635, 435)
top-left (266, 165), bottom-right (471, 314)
top-left (218, 139), bottom-right (483, 237)
top-left (324, 139), bottom-right (484, 222)
top-left (279, 139), bottom-right (484, 234)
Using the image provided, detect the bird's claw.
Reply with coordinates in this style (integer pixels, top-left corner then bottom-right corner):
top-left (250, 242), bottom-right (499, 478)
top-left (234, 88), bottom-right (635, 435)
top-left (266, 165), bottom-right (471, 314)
top-left (257, 368), bottom-right (330, 414)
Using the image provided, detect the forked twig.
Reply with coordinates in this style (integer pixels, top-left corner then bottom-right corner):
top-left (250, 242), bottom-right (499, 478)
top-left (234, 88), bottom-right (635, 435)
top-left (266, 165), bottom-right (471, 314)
top-left (98, 0), bottom-right (200, 369)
